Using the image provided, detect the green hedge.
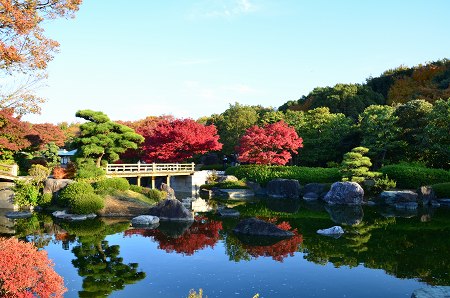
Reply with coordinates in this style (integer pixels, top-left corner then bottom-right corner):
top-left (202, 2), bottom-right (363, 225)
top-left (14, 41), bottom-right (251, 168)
top-left (129, 185), bottom-right (166, 201)
top-left (58, 181), bottom-right (94, 207)
top-left (94, 177), bottom-right (130, 195)
top-left (225, 165), bottom-right (341, 186)
top-left (69, 193), bottom-right (104, 214)
top-left (200, 180), bottom-right (248, 190)
top-left (380, 164), bottom-right (450, 189)
top-left (431, 182), bottom-right (450, 198)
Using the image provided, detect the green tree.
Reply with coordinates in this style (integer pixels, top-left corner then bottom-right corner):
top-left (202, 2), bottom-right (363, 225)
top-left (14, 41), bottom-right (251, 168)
top-left (40, 142), bottom-right (61, 167)
top-left (340, 147), bottom-right (380, 183)
top-left (358, 105), bottom-right (402, 167)
top-left (284, 108), bottom-right (355, 166)
top-left (424, 98), bottom-right (450, 169)
top-left (73, 110), bottom-right (144, 167)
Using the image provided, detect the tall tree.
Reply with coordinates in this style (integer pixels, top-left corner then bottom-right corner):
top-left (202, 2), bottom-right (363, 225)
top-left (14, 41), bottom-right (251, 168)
top-left (28, 122), bottom-right (66, 150)
top-left (73, 110), bottom-right (144, 167)
top-left (237, 121), bottom-right (303, 165)
top-left (424, 98), bottom-right (450, 169)
top-left (142, 118), bottom-right (222, 163)
top-left (0, 108), bottom-right (31, 159)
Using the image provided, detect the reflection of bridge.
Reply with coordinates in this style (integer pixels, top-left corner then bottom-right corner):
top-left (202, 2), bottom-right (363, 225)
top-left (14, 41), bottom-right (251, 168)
top-left (0, 164), bottom-right (18, 181)
top-left (105, 163), bottom-right (195, 188)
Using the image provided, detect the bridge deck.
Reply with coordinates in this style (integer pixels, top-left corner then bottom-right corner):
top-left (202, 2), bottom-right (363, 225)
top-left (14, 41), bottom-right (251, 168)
top-left (105, 163), bottom-right (195, 177)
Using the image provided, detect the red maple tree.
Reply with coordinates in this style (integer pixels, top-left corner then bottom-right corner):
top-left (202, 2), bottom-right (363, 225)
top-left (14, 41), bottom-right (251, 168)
top-left (28, 123), bottom-right (67, 149)
top-left (237, 121), bottom-right (303, 165)
top-left (0, 108), bottom-right (32, 156)
top-left (141, 118), bottom-right (222, 163)
top-left (0, 237), bottom-right (67, 297)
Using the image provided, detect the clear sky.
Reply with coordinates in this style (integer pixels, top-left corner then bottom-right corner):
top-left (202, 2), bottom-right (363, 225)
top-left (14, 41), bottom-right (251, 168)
top-left (23, 0), bottom-right (450, 124)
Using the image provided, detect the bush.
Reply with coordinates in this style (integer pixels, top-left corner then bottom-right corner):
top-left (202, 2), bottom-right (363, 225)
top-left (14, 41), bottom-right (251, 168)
top-left (225, 165), bottom-right (341, 186)
top-left (340, 147), bottom-right (380, 183)
top-left (381, 164), bottom-right (450, 189)
top-left (129, 185), bottom-right (166, 201)
top-left (74, 159), bottom-right (105, 181)
top-left (94, 177), bottom-right (130, 195)
top-left (372, 175), bottom-right (397, 193)
top-left (69, 193), bottom-right (104, 214)
top-left (431, 182), bottom-right (450, 198)
top-left (52, 163), bottom-right (76, 179)
top-left (13, 180), bottom-right (40, 207)
top-left (200, 180), bottom-right (248, 190)
top-left (58, 181), bottom-right (94, 207)
top-left (38, 193), bottom-right (53, 207)
top-left (28, 164), bottom-right (51, 184)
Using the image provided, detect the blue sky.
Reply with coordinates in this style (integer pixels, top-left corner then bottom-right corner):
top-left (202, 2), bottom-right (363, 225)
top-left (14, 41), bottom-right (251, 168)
top-left (23, 0), bottom-right (450, 124)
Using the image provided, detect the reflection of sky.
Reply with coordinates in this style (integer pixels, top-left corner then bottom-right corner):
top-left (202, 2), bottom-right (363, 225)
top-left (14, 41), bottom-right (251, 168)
top-left (45, 232), bottom-right (424, 298)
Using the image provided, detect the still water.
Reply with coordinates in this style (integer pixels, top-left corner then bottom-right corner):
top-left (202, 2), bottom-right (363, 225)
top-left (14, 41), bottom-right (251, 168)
top-left (1, 199), bottom-right (449, 298)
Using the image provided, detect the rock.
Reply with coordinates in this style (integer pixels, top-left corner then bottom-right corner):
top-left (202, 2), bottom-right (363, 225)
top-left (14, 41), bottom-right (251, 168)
top-left (266, 179), bottom-right (301, 199)
top-left (43, 178), bottom-right (74, 195)
top-left (0, 182), bottom-right (16, 209)
top-left (148, 199), bottom-right (194, 221)
top-left (395, 202), bottom-right (418, 210)
top-left (131, 215), bottom-right (160, 227)
top-left (303, 192), bottom-right (319, 201)
top-left (217, 208), bottom-right (240, 217)
top-left (233, 218), bottom-right (294, 237)
top-left (160, 183), bottom-right (176, 199)
top-left (302, 183), bottom-right (329, 198)
top-left (217, 175), bottom-right (239, 183)
top-left (431, 200), bottom-right (441, 208)
top-left (439, 199), bottom-right (450, 207)
top-left (246, 181), bottom-right (267, 196)
top-left (366, 200), bottom-right (377, 206)
top-left (417, 186), bottom-right (436, 205)
top-left (199, 188), bottom-right (212, 198)
top-left (5, 211), bottom-right (32, 219)
top-left (214, 189), bottom-right (255, 199)
top-left (325, 205), bottom-right (364, 225)
top-left (323, 182), bottom-right (364, 205)
top-left (380, 190), bottom-right (418, 205)
top-left (411, 286), bottom-right (450, 298)
top-left (52, 210), bottom-right (97, 221)
top-left (317, 226), bottom-right (345, 237)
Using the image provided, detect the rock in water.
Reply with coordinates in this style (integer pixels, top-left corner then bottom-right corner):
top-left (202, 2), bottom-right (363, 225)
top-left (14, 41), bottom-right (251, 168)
top-left (131, 215), bottom-right (160, 226)
top-left (5, 211), bottom-right (32, 219)
top-left (411, 286), bottom-right (450, 298)
top-left (380, 190), bottom-right (418, 205)
top-left (323, 182), bottom-right (364, 205)
top-left (233, 218), bottom-right (294, 237)
top-left (317, 226), bottom-right (345, 236)
top-left (148, 199), bottom-right (193, 221)
top-left (266, 179), bottom-right (301, 199)
top-left (160, 183), bottom-right (176, 200)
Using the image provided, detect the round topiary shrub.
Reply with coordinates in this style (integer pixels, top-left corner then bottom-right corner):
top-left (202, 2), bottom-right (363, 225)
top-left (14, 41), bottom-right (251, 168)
top-left (58, 181), bottom-right (94, 207)
top-left (94, 177), bottom-right (130, 194)
top-left (69, 193), bottom-right (104, 214)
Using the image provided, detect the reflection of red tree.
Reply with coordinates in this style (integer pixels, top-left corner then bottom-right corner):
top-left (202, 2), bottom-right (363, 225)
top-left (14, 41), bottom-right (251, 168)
top-left (124, 217), bottom-right (222, 256)
top-left (243, 233), bottom-right (303, 262)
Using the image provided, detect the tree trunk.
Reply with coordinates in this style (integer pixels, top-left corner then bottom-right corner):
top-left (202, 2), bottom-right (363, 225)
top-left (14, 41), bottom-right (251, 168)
top-left (96, 153), bottom-right (104, 168)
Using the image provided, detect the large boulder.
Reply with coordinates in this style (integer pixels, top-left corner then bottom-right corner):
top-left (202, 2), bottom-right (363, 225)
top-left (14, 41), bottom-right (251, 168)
top-left (43, 178), bottom-right (74, 195)
top-left (148, 199), bottom-right (193, 221)
top-left (266, 179), bottom-right (301, 199)
top-left (246, 181), bottom-right (267, 196)
top-left (160, 183), bottom-right (176, 199)
top-left (325, 205), bottom-right (364, 225)
top-left (380, 190), bottom-right (418, 205)
top-left (233, 218), bottom-right (294, 238)
top-left (323, 182), bottom-right (364, 205)
top-left (302, 183), bottom-right (329, 198)
top-left (317, 226), bottom-right (345, 237)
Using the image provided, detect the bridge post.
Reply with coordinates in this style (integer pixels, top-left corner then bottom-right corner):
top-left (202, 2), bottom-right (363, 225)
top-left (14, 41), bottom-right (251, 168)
top-left (152, 163), bottom-right (156, 172)
top-left (167, 175), bottom-right (171, 187)
top-left (137, 176), bottom-right (141, 187)
top-left (151, 176), bottom-right (156, 189)
top-left (11, 164), bottom-right (18, 177)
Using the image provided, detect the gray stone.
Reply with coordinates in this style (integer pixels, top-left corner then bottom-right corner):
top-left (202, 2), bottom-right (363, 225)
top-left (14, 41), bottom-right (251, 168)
top-left (323, 182), bottom-right (364, 205)
top-left (303, 192), bottom-right (319, 201)
top-left (395, 202), bottom-right (418, 210)
top-left (43, 178), bottom-right (74, 195)
top-left (131, 215), bottom-right (160, 226)
top-left (233, 218), bottom-right (294, 237)
top-left (217, 208), bottom-right (240, 217)
top-left (325, 205), bottom-right (364, 226)
top-left (366, 200), bottom-right (377, 206)
top-left (215, 189), bottom-right (255, 199)
top-left (148, 199), bottom-right (194, 221)
top-left (317, 226), bottom-right (345, 236)
top-left (439, 199), bottom-right (450, 207)
top-left (380, 190), bottom-right (418, 205)
top-left (417, 186), bottom-right (436, 205)
top-left (217, 175), bottom-right (239, 183)
top-left (431, 200), bottom-right (441, 208)
top-left (266, 179), bottom-right (301, 199)
top-left (160, 183), bottom-right (176, 200)
top-left (302, 183), bottom-right (329, 198)
top-left (411, 286), bottom-right (450, 298)
top-left (5, 211), bottom-right (32, 219)
top-left (0, 182), bottom-right (16, 209)
top-left (246, 181), bottom-right (267, 196)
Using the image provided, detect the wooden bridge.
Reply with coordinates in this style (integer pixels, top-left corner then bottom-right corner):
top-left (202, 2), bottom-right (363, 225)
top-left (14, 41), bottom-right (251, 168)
top-left (105, 163), bottom-right (195, 188)
top-left (0, 164), bottom-right (18, 181)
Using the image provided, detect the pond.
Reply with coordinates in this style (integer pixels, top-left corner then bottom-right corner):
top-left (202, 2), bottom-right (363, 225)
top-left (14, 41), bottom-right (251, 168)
top-left (1, 198), bottom-right (450, 298)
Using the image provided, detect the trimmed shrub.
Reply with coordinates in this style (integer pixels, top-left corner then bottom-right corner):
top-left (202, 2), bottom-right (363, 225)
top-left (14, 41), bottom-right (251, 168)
top-left (94, 178), bottom-right (130, 195)
top-left (431, 182), bottom-right (450, 198)
top-left (381, 164), bottom-right (450, 189)
top-left (340, 147), bottom-right (380, 183)
top-left (38, 193), bottom-right (53, 207)
top-left (28, 164), bottom-right (51, 184)
top-left (372, 175), bottom-right (397, 193)
top-left (58, 181), bottom-right (94, 207)
top-left (69, 193), bottom-right (104, 214)
top-left (201, 180), bottom-right (248, 190)
top-left (129, 185), bottom-right (166, 201)
top-left (13, 180), bottom-right (40, 207)
top-left (74, 159), bottom-right (105, 181)
top-left (225, 165), bottom-right (341, 186)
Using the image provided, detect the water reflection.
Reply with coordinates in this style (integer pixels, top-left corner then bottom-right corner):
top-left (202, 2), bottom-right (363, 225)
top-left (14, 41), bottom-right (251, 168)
top-left (325, 205), bottom-right (364, 226)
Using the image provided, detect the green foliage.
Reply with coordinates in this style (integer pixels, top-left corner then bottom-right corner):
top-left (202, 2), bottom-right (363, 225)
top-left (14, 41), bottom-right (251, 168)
top-left (39, 142), bottom-right (61, 167)
top-left (58, 181), bottom-right (94, 207)
top-left (381, 163), bottom-right (450, 189)
top-left (94, 177), bottom-right (130, 195)
top-left (340, 147), bottom-right (380, 183)
top-left (69, 192), bottom-right (104, 214)
top-left (28, 164), bottom-right (50, 184)
top-left (187, 289), bottom-right (203, 298)
top-left (372, 175), bottom-right (397, 193)
top-left (129, 185), bottom-right (166, 202)
top-left (37, 193), bottom-right (53, 207)
top-left (424, 99), bottom-right (450, 169)
top-left (431, 182), bottom-right (450, 198)
top-left (201, 180), bottom-right (248, 190)
top-left (226, 165), bottom-right (341, 186)
top-left (206, 170), bottom-right (219, 183)
top-left (13, 180), bottom-right (40, 207)
top-left (74, 158), bottom-right (105, 181)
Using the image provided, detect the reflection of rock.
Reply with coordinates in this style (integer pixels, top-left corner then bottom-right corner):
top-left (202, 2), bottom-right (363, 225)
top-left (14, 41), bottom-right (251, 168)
top-left (233, 218), bottom-right (294, 237)
top-left (411, 286), bottom-right (450, 298)
top-left (5, 211), bottom-right (32, 219)
top-left (214, 189), bottom-right (255, 199)
top-left (148, 199), bottom-right (193, 221)
top-left (394, 202), bottom-right (418, 210)
top-left (325, 205), bottom-right (364, 225)
top-left (323, 182), bottom-right (364, 205)
top-left (131, 215), bottom-right (159, 227)
top-left (217, 208), bottom-right (240, 217)
top-left (157, 220), bottom-right (193, 238)
top-left (380, 190), bottom-right (418, 205)
top-left (191, 198), bottom-right (214, 213)
top-left (302, 183), bottom-right (329, 198)
top-left (317, 226), bottom-right (344, 237)
top-left (265, 198), bottom-right (300, 213)
top-left (303, 192), bottom-right (319, 201)
top-left (52, 210), bottom-right (97, 221)
top-left (439, 199), bottom-right (450, 207)
top-left (380, 206), bottom-right (417, 218)
top-left (266, 179), bottom-right (301, 199)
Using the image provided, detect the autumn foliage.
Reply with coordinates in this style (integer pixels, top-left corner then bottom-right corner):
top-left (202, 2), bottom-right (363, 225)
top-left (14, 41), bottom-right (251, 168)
top-left (237, 121), bottom-right (303, 165)
top-left (124, 217), bottom-right (223, 255)
top-left (0, 237), bottom-right (67, 297)
top-left (0, 108), bottom-right (32, 155)
top-left (141, 118), bottom-right (222, 163)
